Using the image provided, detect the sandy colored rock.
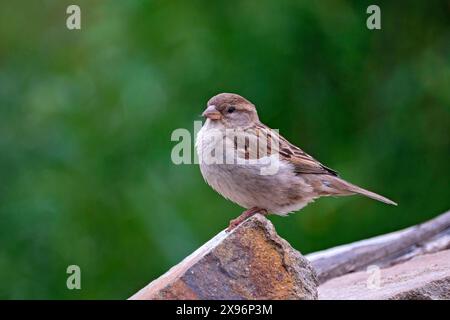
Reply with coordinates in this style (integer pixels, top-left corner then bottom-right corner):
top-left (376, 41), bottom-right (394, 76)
top-left (130, 214), bottom-right (318, 300)
top-left (307, 210), bottom-right (450, 284)
top-left (319, 249), bottom-right (450, 300)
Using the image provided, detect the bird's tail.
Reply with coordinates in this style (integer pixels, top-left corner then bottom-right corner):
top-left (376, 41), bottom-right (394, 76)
top-left (333, 177), bottom-right (397, 206)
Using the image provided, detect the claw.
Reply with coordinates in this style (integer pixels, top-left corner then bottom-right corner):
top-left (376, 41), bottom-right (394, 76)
top-left (226, 207), bottom-right (268, 232)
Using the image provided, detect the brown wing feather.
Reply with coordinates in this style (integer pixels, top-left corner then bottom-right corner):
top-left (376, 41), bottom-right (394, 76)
top-left (254, 123), bottom-right (339, 176)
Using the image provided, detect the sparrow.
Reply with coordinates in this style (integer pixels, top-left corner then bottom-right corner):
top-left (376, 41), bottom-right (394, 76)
top-left (195, 93), bottom-right (397, 231)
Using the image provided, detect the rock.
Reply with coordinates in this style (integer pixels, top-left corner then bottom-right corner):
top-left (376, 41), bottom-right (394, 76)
top-left (307, 210), bottom-right (450, 284)
top-left (130, 214), bottom-right (318, 300)
top-left (319, 249), bottom-right (450, 300)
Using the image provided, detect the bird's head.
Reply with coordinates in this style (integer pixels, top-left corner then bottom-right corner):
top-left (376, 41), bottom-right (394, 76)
top-left (202, 93), bottom-right (259, 127)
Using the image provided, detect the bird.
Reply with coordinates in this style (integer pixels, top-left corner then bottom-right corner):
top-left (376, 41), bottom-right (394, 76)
top-left (195, 93), bottom-right (397, 231)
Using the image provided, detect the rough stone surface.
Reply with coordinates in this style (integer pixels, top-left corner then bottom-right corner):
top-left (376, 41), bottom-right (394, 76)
top-left (130, 214), bottom-right (318, 300)
top-left (319, 249), bottom-right (450, 300)
top-left (307, 210), bottom-right (450, 284)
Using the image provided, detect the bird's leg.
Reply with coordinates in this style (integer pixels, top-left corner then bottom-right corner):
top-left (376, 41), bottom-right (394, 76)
top-left (227, 207), bottom-right (268, 232)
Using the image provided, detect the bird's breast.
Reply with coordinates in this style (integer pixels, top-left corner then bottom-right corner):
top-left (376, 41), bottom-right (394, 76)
top-left (195, 125), bottom-right (317, 214)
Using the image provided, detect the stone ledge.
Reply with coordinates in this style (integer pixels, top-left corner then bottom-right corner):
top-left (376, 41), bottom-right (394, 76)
top-left (307, 210), bottom-right (450, 283)
top-left (130, 214), bottom-right (318, 300)
top-left (319, 249), bottom-right (450, 300)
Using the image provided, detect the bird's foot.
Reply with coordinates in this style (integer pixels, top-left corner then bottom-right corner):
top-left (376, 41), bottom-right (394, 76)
top-left (227, 207), bottom-right (268, 232)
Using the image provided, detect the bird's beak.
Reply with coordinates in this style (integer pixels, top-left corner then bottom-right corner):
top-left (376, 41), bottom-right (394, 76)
top-left (202, 105), bottom-right (222, 120)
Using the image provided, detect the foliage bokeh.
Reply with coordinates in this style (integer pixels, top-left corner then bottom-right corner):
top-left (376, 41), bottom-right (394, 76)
top-left (0, 1), bottom-right (449, 298)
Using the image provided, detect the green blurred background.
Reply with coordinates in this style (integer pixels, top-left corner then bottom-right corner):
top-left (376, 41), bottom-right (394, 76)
top-left (0, 0), bottom-right (449, 299)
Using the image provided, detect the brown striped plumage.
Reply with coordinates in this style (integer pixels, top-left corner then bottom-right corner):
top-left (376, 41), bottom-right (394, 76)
top-left (197, 93), bottom-right (397, 231)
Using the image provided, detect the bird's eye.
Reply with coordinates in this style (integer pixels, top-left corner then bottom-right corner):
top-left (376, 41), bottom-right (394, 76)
top-left (227, 106), bottom-right (236, 113)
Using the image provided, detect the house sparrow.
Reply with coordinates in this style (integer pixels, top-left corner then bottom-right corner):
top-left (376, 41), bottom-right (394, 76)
top-left (196, 93), bottom-right (397, 231)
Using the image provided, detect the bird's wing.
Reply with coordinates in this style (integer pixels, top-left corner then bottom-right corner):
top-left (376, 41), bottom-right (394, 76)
top-left (233, 123), bottom-right (338, 176)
